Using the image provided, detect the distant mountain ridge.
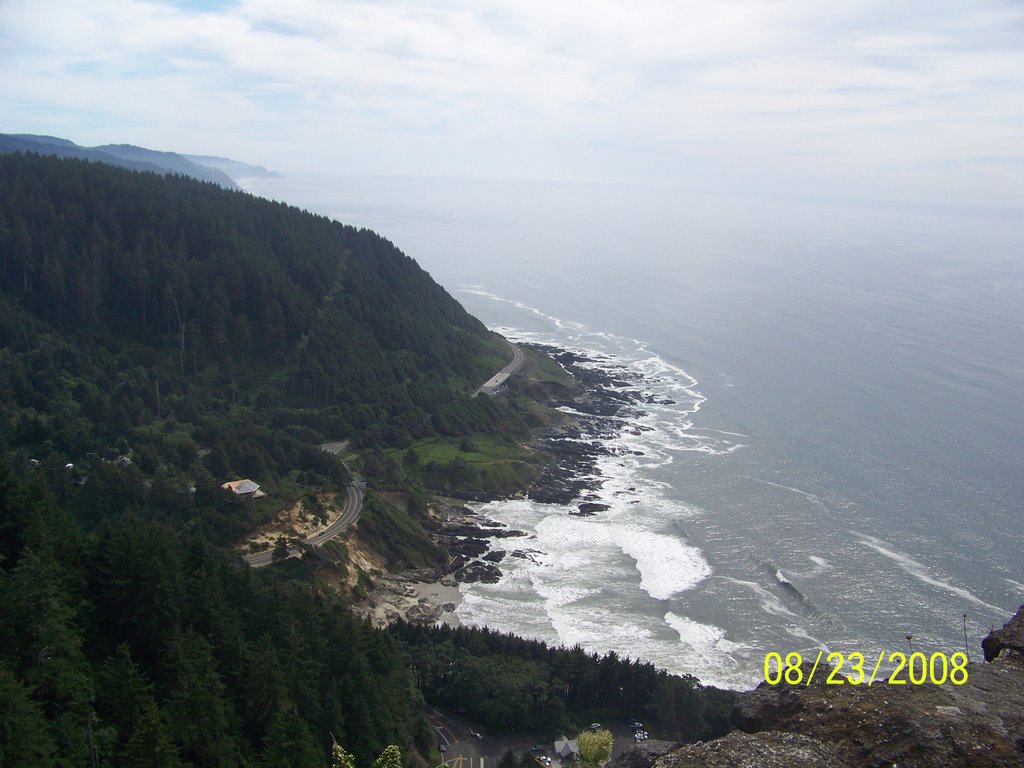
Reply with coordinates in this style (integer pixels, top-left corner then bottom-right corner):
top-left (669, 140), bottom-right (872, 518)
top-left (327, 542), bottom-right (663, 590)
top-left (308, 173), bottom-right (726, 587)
top-left (184, 153), bottom-right (282, 180)
top-left (0, 132), bottom-right (279, 188)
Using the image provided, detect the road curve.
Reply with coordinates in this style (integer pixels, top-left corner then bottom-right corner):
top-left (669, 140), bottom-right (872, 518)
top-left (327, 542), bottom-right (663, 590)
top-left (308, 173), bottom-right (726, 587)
top-left (473, 339), bottom-right (525, 397)
top-left (243, 480), bottom-right (364, 568)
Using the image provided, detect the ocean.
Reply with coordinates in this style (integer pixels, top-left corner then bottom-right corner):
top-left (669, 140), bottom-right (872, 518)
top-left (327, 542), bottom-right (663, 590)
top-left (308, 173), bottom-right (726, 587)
top-left (243, 174), bottom-right (1024, 689)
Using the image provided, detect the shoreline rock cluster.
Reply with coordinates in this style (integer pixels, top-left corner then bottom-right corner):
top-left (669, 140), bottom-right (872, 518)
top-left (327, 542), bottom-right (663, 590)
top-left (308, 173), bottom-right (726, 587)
top-left (434, 343), bottom-right (668, 586)
top-left (521, 344), bottom-right (657, 512)
top-left (356, 341), bottom-right (657, 626)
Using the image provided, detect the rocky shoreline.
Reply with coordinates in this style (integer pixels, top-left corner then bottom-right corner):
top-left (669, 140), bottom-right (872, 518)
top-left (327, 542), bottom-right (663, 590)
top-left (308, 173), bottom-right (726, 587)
top-left (520, 344), bottom-right (666, 508)
top-left (351, 500), bottom-right (543, 628)
top-left (354, 342), bottom-right (670, 627)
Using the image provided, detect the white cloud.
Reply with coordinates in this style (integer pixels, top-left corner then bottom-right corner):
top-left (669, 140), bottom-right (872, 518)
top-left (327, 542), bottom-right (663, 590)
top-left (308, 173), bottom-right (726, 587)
top-left (0, 0), bottom-right (1021, 202)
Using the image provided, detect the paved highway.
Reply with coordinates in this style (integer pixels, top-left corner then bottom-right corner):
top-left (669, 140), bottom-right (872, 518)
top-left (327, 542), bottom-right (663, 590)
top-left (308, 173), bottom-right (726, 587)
top-left (243, 480), bottom-right (364, 568)
top-left (474, 340), bottom-right (525, 397)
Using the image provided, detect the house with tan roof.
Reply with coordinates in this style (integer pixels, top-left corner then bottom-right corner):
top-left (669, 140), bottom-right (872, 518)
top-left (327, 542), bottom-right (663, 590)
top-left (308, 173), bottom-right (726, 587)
top-left (221, 479), bottom-right (267, 500)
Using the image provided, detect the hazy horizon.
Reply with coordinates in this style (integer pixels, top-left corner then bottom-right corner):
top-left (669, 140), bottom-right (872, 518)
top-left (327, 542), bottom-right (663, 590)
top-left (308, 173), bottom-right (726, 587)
top-left (2, 0), bottom-right (1022, 212)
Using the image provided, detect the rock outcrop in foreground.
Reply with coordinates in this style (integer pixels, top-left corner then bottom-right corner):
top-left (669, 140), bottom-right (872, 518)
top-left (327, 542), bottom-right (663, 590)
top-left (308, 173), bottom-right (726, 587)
top-left (618, 604), bottom-right (1024, 768)
top-left (983, 602), bottom-right (1024, 662)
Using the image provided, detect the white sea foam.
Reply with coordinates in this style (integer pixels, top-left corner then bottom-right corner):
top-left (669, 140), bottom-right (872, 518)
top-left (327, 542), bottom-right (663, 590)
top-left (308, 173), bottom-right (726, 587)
top-left (855, 533), bottom-right (1005, 612)
top-left (784, 625), bottom-right (820, 644)
top-left (546, 606), bottom-right (657, 652)
top-left (617, 528), bottom-right (712, 600)
top-left (705, 428), bottom-right (750, 438)
top-left (749, 478), bottom-right (823, 503)
top-left (790, 556), bottom-right (833, 580)
top-left (662, 612), bottom-right (757, 689)
top-left (452, 309), bottom-right (748, 684)
top-left (1005, 578), bottom-right (1024, 592)
top-left (461, 289), bottom-right (585, 332)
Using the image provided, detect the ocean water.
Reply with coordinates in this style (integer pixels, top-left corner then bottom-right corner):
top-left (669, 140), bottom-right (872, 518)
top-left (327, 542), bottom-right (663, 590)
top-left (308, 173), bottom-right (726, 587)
top-left (243, 174), bottom-right (1024, 689)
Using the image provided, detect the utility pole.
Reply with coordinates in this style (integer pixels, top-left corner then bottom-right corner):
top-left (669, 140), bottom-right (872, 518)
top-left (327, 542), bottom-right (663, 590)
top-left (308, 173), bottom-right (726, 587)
top-left (963, 612), bottom-right (971, 662)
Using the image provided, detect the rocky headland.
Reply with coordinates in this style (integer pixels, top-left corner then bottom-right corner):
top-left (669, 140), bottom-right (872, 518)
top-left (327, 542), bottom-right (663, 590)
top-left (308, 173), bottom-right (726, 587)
top-left (520, 344), bottom-right (664, 508)
top-left (353, 342), bottom-right (651, 625)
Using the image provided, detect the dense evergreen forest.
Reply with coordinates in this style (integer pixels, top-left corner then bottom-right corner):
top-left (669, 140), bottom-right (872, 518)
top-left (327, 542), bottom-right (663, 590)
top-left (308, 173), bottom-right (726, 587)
top-left (0, 152), bottom-right (737, 767)
top-left (0, 460), bottom-right (433, 768)
top-left (393, 623), bottom-right (734, 742)
top-left (0, 152), bottom-right (516, 487)
top-left (0, 460), bottom-right (734, 767)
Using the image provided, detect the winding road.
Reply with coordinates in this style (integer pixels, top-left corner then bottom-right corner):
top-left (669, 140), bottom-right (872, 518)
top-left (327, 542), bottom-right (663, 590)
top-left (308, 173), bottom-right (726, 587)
top-left (243, 480), bottom-right (364, 568)
top-left (474, 339), bottom-right (524, 397)
top-left (245, 342), bottom-right (520, 568)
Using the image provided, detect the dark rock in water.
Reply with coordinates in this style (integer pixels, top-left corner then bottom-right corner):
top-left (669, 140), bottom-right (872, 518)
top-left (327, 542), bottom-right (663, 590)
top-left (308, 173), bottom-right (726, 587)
top-left (570, 510), bottom-right (596, 518)
top-left (455, 561), bottom-right (502, 584)
top-left (511, 549), bottom-right (542, 562)
top-left (983, 603), bottom-right (1024, 661)
top-left (483, 550), bottom-right (507, 563)
top-left (443, 524), bottom-right (526, 539)
top-left (439, 536), bottom-right (489, 557)
top-left (527, 431), bottom-right (609, 504)
top-left (578, 502), bottom-right (610, 515)
top-left (656, 731), bottom-right (853, 768)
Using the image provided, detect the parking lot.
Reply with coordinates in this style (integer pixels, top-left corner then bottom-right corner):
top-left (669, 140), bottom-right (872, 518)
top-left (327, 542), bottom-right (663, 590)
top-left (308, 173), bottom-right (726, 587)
top-left (428, 711), bottom-right (652, 768)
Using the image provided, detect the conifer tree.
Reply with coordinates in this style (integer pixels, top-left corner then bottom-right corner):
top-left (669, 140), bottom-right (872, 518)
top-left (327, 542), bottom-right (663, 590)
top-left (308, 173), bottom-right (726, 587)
top-left (0, 665), bottom-right (58, 767)
top-left (120, 700), bottom-right (185, 768)
top-left (371, 744), bottom-right (403, 768)
top-left (259, 697), bottom-right (322, 768)
top-left (330, 737), bottom-right (357, 768)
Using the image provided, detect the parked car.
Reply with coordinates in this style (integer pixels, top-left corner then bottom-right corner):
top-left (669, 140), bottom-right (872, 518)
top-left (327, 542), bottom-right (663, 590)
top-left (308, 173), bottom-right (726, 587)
top-left (531, 745), bottom-right (545, 753)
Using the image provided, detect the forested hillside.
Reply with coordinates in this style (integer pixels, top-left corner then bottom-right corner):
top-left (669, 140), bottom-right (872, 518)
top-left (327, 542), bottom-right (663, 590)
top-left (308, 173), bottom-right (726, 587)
top-left (0, 152), bottom-right (736, 767)
top-left (0, 153), bottom-right (517, 494)
top-left (393, 622), bottom-right (735, 742)
top-left (0, 460), bottom-right (434, 768)
top-left (0, 460), bottom-right (735, 767)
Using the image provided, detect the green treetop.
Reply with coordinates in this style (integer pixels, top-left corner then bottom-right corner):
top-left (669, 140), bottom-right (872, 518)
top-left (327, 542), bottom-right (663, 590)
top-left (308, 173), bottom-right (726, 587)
top-left (577, 730), bottom-right (613, 768)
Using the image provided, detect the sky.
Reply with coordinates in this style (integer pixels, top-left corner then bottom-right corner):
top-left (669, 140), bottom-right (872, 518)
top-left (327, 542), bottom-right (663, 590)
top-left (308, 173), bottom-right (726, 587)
top-left (1, 0), bottom-right (1022, 206)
